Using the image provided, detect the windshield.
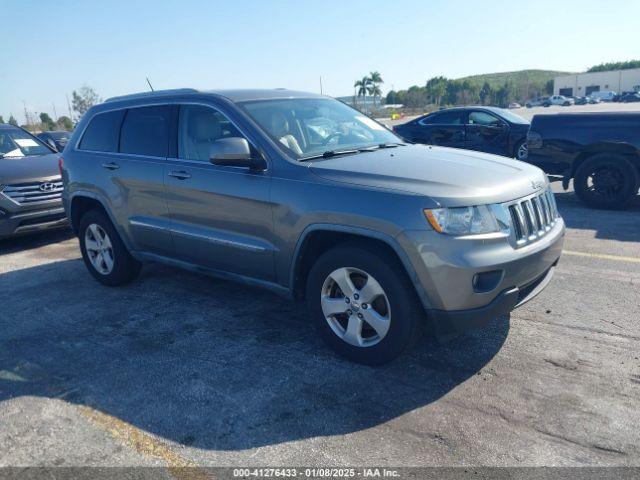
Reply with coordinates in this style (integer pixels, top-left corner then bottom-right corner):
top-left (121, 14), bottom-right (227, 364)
top-left (239, 98), bottom-right (402, 159)
top-left (0, 127), bottom-right (52, 157)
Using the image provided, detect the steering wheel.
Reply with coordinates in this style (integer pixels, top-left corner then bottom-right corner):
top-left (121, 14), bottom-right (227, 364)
top-left (321, 132), bottom-right (344, 146)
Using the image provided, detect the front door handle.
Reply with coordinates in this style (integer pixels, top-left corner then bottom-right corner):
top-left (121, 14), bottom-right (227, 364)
top-left (101, 162), bottom-right (120, 170)
top-left (168, 170), bottom-right (192, 180)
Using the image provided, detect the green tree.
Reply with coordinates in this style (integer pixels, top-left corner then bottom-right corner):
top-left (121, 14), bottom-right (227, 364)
top-left (72, 85), bottom-right (101, 118)
top-left (354, 76), bottom-right (372, 113)
top-left (369, 71), bottom-right (384, 108)
top-left (426, 76), bottom-right (448, 106)
top-left (385, 90), bottom-right (397, 104)
top-left (0, 115), bottom-right (4, 124)
top-left (544, 79), bottom-right (554, 95)
top-left (8, 115), bottom-right (18, 126)
top-left (479, 82), bottom-right (492, 105)
top-left (39, 113), bottom-right (56, 131)
top-left (587, 60), bottom-right (640, 72)
top-left (57, 116), bottom-right (74, 131)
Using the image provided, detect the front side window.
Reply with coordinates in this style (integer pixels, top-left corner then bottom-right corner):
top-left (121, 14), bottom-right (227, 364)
top-left (120, 105), bottom-right (170, 157)
top-left (178, 105), bottom-right (245, 162)
top-left (79, 110), bottom-right (125, 152)
top-left (422, 111), bottom-right (463, 125)
top-left (0, 127), bottom-right (51, 157)
top-left (240, 98), bottom-right (400, 160)
top-left (468, 111), bottom-right (501, 126)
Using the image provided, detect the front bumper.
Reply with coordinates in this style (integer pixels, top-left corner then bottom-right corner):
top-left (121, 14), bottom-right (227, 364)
top-left (0, 206), bottom-right (68, 239)
top-left (429, 262), bottom-right (557, 340)
top-left (397, 217), bottom-right (565, 338)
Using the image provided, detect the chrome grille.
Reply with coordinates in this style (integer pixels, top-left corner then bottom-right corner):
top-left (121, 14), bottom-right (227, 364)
top-left (0, 179), bottom-right (63, 205)
top-left (508, 189), bottom-right (559, 247)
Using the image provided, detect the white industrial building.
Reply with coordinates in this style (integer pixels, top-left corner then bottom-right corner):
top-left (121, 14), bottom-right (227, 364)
top-left (554, 68), bottom-right (640, 97)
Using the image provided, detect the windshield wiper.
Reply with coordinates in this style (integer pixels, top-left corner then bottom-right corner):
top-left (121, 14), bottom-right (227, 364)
top-left (299, 143), bottom-right (407, 162)
top-left (299, 149), bottom-right (360, 161)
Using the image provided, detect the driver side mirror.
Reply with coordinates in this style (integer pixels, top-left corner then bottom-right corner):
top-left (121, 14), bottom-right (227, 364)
top-left (209, 137), bottom-right (265, 170)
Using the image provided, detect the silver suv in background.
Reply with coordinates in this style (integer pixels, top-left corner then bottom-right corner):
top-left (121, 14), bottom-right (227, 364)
top-left (0, 124), bottom-right (67, 239)
top-left (61, 89), bottom-right (564, 364)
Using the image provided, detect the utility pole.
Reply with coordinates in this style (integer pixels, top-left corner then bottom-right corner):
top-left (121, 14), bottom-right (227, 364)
top-left (23, 101), bottom-right (29, 129)
top-left (66, 94), bottom-right (73, 122)
top-left (52, 103), bottom-right (58, 121)
top-left (319, 76), bottom-right (323, 95)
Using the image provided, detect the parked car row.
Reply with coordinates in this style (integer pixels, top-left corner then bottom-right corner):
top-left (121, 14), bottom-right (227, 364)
top-left (392, 106), bottom-right (640, 210)
top-left (4, 88), bottom-right (636, 365)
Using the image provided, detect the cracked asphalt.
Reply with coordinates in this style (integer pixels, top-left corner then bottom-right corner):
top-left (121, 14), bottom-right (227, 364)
top-left (0, 184), bottom-right (638, 468)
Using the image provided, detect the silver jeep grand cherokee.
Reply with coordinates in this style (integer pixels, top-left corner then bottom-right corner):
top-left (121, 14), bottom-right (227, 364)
top-left (61, 89), bottom-right (564, 364)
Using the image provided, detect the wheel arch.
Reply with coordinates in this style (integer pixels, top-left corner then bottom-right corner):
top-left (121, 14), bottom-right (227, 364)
top-left (69, 192), bottom-right (135, 253)
top-left (289, 224), bottom-right (433, 310)
top-left (571, 143), bottom-right (640, 178)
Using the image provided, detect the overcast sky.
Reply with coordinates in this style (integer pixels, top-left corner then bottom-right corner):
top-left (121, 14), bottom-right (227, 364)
top-left (2, 0), bottom-right (639, 123)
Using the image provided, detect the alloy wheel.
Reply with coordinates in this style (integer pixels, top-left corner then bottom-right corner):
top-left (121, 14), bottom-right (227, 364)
top-left (320, 267), bottom-right (391, 347)
top-left (84, 223), bottom-right (114, 275)
top-left (516, 142), bottom-right (528, 160)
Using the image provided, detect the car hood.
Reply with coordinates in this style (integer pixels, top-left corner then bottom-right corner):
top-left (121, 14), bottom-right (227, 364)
top-left (308, 144), bottom-right (548, 207)
top-left (0, 153), bottom-right (61, 185)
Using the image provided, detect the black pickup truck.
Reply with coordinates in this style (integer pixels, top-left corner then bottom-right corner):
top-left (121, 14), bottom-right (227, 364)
top-left (527, 113), bottom-right (640, 209)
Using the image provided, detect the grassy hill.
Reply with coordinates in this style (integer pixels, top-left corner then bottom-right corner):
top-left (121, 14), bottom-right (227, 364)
top-left (457, 69), bottom-right (572, 88)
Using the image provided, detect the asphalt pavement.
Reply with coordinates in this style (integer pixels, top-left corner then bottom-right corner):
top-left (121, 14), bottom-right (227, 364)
top-left (0, 185), bottom-right (639, 469)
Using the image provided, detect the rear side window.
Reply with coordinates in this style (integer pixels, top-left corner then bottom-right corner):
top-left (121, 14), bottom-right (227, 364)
top-left (79, 110), bottom-right (125, 152)
top-left (120, 105), bottom-right (171, 157)
top-left (420, 111), bottom-right (463, 125)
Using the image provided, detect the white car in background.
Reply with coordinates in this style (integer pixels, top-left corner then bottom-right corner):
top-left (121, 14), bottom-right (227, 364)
top-left (589, 91), bottom-right (616, 102)
top-left (545, 95), bottom-right (574, 107)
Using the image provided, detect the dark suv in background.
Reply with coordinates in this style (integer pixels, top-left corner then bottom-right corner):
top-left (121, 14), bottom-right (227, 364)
top-left (0, 124), bottom-right (67, 239)
top-left (393, 106), bottom-right (530, 161)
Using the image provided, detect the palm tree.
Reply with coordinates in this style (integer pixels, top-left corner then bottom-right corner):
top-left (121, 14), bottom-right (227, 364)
top-left (354, 76), bottom-right (372, 113)
top-left (369, 71), bottom-right (384, 108)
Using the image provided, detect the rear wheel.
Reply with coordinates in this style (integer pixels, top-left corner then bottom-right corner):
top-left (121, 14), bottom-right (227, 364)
top-left (306, 243), bottom-right (423, 365)
top-left (79, 210), bottom-right (142, 286)
top-left (574, 154), bottom-right (639, 209)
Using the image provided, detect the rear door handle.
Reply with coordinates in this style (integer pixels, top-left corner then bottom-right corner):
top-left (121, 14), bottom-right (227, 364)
top-left (168, 170), bottom-right (192, 180)
top-left (101, 162), bottom-right (120, 170)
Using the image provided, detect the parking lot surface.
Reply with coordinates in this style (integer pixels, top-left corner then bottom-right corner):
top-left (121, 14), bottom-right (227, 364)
top-left (0, 185), bottom-right (639, 468)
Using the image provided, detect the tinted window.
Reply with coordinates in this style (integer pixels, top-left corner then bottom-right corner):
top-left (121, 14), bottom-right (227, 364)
top-left (79, 110), bottom-right (125, 152)
top-left (422, 111), bottom-right (463, 125)
top-left (120, 106), bottom-right (170, 157)
top-left (178, 105), bottom-right (244, 162)
top-left (468, 111), bottom-right (501, 126)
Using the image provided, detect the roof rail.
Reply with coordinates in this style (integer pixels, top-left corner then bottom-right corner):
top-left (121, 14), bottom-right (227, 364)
top-left (105, 88), bottom-right (199, 103)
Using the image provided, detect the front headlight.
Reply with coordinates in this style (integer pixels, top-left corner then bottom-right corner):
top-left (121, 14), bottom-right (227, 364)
top-left (424, 205), bottom-right (501, 235)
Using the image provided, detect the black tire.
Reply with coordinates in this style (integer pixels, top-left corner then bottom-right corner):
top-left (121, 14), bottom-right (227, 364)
top-left (543, 102), bottom-right (550, 107)
top-left (306, 242), bottom-right (424, 365)
top-left (78, 209), bottom-right (142, 286)
top-left (514, 139), bottom-right (528, 161)
top-left (573, 154), bottom-right (639, 210)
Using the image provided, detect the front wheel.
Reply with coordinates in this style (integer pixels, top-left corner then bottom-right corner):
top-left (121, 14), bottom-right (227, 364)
top-left (574, 154), bottom-right (639, 209)
top-left (306, 244), bottom-right (423, 365)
